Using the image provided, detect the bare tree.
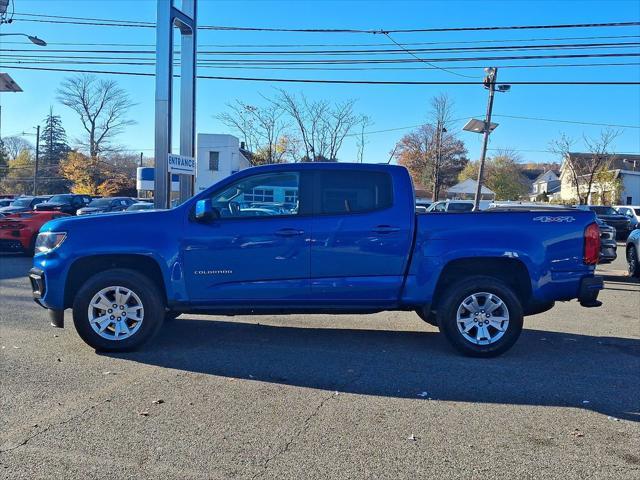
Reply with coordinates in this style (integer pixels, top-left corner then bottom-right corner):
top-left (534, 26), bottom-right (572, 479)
top-left (356, 115), bottom-right (373, 163)
top-left (275, 90), bottom-right (358, 161)
top-left (550, 129), bottom-right (620, 204)
top-left (1, 136), bottom-right (33, 160)
top-left (394, 94), bottom-right (467, 200)
top-left (57, 74), bottom-right (135, 158)
top-left (217, 100), bottom-right (289, 165)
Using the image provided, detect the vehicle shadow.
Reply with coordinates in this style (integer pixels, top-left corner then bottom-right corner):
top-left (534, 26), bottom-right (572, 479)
top-left (109, 318), bottom-right (640, 422)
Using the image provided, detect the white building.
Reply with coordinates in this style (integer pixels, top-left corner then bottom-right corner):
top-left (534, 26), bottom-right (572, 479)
top-left (529, 170), bottom-right (561, 202)
top-left (195, 134), bottom-right (252, 192)
top-left (559, 153), bottom-right (640, 205)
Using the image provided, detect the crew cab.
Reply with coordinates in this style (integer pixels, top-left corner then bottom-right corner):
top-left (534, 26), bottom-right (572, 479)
top-left (29, 164), bottom-right (603, 357)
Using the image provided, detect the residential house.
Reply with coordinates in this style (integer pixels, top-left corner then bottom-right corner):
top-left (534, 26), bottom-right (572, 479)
top-left (529, 169), bottom-right (561, 202)
top-left (559, 153), bottom-right (640, 205)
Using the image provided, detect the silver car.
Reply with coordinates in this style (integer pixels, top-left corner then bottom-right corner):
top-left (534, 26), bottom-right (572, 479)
top-left (626, 229), bottom-right (640, 278)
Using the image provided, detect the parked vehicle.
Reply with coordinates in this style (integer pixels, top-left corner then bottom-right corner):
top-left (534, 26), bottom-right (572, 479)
top-left (576, 205), bottom-right (631, 240)
top-left (76, 197), bottom-right (137, 216)
top-left (30, 163), bottom-right (603, 357)
top-left (35, 194), bottom-right (92, 215)
top-left (614, 205), bottom-right (640, 231)
top-left (0, 211), bottom-right (69, 255)
top-left (427, 200), bottom-right (491, 212)
top-left (126, 202), bottom-right (155, 212)
top-left (595, 218), bottom-right (617, 264)
top-left (626, 229), bottom-right (640, 278)
top-left (0, 199), bottom-right (14, 208)
top-left (0, 195), bottom-right (51, 215)
top-left (416, 199), bottom-right (432, 210)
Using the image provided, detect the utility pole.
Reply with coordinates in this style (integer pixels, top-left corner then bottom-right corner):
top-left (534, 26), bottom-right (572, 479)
top-left (473, 67), bottom-right (497, 211)
top-left (140, 152), bottom-right (143, 167)
top-left (33, 124), bottom-right (40, 196)
top-left (432, 122), bottom-right (446, 202)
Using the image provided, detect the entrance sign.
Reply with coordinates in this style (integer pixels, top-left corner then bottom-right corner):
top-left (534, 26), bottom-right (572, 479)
top-left (168, 154), bottom-right (196, 175)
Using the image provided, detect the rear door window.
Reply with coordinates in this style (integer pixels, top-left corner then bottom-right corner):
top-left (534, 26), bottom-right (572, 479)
top-left (316, 170), bottom-right (392, 215)
top-left (448, 203), bottom-right (474, 212)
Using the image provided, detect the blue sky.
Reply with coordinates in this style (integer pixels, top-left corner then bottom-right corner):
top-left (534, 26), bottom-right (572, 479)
top-left (1, 0), bottom-right (639, 164)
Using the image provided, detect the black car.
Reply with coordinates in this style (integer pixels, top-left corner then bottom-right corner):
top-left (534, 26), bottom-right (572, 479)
top-left (0, 195), bottom-right (51, 215)
top-left (595, 217), bottom-right (617, 264)
top-left (577, 205), bottom-right (631, 240)
top-left (76, 197), bottom-right (136, 215)
top-left (34, 194), bottom-right (92, 215)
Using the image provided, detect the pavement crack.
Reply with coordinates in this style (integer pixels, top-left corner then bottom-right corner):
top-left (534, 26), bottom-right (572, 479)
top-left (252, 390), bottom-right (336, 479)
top-left (0, 399), bottom-right (111, 454)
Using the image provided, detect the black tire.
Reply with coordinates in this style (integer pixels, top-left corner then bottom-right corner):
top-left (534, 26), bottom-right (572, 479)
top-left (416, 309), bottom-right (439, 327)
top-left (437, 275), bottom-right (524, 358)
top-left (72, 268), bottom-right (164, 352)
top-left (628, 245), bottom-right (640, 278)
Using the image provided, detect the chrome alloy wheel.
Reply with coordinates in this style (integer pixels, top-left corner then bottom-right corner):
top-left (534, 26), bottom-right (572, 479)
top-left (87, 286), bottom-right (144, 341)
top-left (456, 292), bottom-right (510, 346)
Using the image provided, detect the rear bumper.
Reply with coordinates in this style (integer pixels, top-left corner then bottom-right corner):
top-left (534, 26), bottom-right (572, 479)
top-left (578, 276), bottom-right (603, 307)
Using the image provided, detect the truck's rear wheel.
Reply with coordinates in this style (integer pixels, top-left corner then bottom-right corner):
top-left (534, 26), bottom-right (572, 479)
top-left (72, 269), bottom-right (164, 352)
top-left (437, 276), bottom-right (523, 357)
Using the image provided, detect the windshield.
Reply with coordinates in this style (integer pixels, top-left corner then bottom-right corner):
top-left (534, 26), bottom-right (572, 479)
top-left (88, 198), bottom-right (112, 208)
top-left (48, 195), bottom-right (72, 204)
top-left (589, 206), bottom-right (617, 215)
top-left (11, 198), bottom-right (33, 207)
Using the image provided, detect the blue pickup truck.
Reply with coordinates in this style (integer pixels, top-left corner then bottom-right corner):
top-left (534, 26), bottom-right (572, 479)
top-left (29, 163), bottom-right (603, 357)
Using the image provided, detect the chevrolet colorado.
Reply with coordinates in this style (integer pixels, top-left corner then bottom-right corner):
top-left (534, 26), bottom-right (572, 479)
top-left (30, 163), bottom-right (603, 357)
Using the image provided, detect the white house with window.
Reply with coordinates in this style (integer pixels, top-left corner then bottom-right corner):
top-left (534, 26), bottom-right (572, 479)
top-left (195, 134), bottom-right (252, 193)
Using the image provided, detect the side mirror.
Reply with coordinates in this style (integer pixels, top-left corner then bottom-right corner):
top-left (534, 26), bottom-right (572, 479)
top-left (194, 199), bottom-right (220, 223)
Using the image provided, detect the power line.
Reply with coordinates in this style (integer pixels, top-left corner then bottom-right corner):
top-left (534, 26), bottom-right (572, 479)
top-left (4, 58), bottom-right (638, 72)
top-left (3, 50), bottom-right (638, 65)
top-left (3, 34), bottom-right (640, 49)
top-left (200, 21), bottom-right (640, 34)
top-left (11, 13), bottom-right (640, 33)
top-left (2, 64), bottom-right (639, 85)
top-left (492, 114), bottom-right (640, 129)
top-left (4, 40), bottom-right (638, 55)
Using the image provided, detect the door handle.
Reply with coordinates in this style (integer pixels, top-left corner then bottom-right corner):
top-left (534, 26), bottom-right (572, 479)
top-left (372, 225), bottom-right (400, 234)
top-left (275, 228), bottom-right (304, 237)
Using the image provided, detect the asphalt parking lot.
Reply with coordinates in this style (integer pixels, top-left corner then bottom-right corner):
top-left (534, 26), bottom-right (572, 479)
top-left (1, 252), bottom-right (638, 479)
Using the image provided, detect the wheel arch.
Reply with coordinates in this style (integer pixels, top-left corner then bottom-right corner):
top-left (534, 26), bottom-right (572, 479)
top-left (64, 254), bottom-right (168, 309)
top-left (431, 257), bottom-right (533, 311)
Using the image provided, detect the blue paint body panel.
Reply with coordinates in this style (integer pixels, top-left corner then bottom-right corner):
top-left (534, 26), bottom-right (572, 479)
top-left (33, 162), bottom-right (600, 315)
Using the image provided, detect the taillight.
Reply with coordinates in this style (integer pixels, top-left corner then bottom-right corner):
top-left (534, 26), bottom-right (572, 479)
top-left (584, 222), bottom-right (600, 265)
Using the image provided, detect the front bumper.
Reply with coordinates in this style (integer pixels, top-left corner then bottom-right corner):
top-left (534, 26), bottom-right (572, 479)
top-left (578, 276), bottom-right (603, 307)
top-left (29, 267), bottom-right (46, 305)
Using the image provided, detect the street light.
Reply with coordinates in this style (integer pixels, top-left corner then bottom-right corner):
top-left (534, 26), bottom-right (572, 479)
top-left (463, 67), bottom-right (510, 211)
top-left (0, 33), bottom-right (47, 46)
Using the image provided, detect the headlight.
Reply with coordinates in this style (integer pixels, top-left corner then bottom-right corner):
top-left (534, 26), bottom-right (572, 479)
top-left (34, 232), bottom-right (67, 254)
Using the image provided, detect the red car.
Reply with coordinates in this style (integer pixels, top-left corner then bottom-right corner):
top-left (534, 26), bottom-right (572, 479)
top-left (0, 211), bottom-right (69, 255)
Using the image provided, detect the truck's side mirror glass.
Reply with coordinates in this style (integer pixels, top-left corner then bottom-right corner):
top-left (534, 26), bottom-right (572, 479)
top-left (195, 199), bottom-right (219, 223)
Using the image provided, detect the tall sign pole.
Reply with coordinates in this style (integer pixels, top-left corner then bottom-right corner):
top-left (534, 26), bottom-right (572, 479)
top-left (154, 0), bottom-right (197, 209)
top-left (473, 67), bottom-right (497, 211)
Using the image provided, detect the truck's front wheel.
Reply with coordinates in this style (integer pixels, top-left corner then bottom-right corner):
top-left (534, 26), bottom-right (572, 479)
top-left (72, 269), bottom-right (164, 352)
top-left (437, 276), bottom-right (523, 357)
